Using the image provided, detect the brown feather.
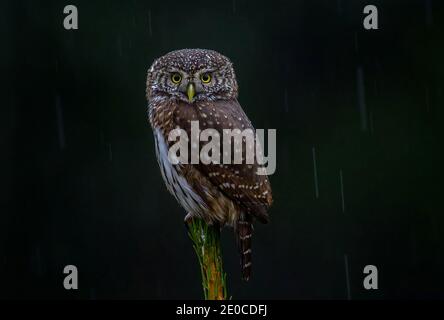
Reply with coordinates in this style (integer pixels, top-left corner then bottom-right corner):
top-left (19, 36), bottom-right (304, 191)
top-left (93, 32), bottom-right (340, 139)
top-left (173, 99), bottom-right (273, 224)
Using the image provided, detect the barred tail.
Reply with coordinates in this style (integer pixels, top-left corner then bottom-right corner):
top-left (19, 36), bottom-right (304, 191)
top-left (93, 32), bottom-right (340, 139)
top-left (236, 214), bottom-right (253, 281)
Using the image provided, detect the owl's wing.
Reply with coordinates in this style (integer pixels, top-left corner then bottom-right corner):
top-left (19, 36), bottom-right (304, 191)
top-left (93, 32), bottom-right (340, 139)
top-left (174, 99), bottom-right (273, 223)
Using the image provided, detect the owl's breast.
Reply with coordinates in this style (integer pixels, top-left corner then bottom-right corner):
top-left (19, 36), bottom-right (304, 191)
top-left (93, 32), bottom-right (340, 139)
top-left (153, 128), bottom-right (239, 226)
top-left (154, 129), bottom-right (207, 216)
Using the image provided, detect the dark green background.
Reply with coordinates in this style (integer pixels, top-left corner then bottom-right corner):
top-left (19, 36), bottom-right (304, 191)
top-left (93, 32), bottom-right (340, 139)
top-left (1, 0), bottom-right (443, 299)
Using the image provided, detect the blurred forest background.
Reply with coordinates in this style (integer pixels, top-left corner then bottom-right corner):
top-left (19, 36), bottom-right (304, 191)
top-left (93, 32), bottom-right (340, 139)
top-left (1, 0), bottom-right (443, 299)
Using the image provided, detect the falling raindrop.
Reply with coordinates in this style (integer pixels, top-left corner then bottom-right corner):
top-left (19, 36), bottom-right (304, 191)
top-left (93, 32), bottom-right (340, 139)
top-left (425, 0), bottom-right (433, 26)
top-left (354, 32), bottom-right (359, 53)
top-left (373, 77), bottom-right (378, 98)
top-left (312, 147), bottom-right (319, 199)
top-left (90, 287), bottom-right (96, 300)
top-left (337, 0), bottom-right (343, 15)
top-left (232, 0), bottom-right (236, 14)
top-left (339, 169), bottom-right (345, 213)
top-left (369, 110), bottom-right (374, 134)
top-left (344, 254), bottom-right (352, 300)
top-left (30, 245), bottom-right (43, 276)
top-left (108, 143), bottom-right (113, 161)
top-left (55, 94), bottom-right (66, 150)
top-left (284, 87), bottom-right (288, 113)
top-left (356, 66), bottom-right (368, 132)
top-left (425, 85), bottom-right (430, 113)
top-left (99, 130), bottom-right (105, 145)
top-left (117, 36), bottom-right (123, 57)
top-left (10, 94), bottom-right (16, 129)
top-left (148, 10), bottom-right (153, 37)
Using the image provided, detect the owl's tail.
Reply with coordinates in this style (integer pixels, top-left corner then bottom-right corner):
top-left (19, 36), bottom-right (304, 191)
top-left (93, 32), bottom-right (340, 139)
top-left (236, 213), bottom-right (253, 281)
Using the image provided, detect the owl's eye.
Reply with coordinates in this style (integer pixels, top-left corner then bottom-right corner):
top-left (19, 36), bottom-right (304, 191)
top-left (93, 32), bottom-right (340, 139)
top-left (200, 73), bottom-right (212, 84)
top-left (171, 73), bottom-right (182, 84)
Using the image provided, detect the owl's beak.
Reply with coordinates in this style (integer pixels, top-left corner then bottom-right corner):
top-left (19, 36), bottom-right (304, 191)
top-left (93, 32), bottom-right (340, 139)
top-left (186, 82), bottom-right (195, 102)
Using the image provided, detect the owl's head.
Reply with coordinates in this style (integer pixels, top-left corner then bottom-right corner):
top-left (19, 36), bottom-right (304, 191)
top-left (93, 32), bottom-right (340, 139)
top-left (146, 49), bottom-right (238, 103)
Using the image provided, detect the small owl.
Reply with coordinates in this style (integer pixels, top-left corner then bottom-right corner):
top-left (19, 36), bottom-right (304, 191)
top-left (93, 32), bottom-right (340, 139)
top-left (146, 49), bottom-right (272, 281)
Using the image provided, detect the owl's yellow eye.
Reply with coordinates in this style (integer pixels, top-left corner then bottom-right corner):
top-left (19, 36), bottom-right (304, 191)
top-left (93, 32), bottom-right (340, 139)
top-left (200, 73), bottom-right (212, 83)
top-left (171, 73), bottom-right (182, 84)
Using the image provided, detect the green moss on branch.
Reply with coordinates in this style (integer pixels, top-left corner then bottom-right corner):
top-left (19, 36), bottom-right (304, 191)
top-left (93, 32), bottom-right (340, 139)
top-left (187, 219), bottom-right (227, 300)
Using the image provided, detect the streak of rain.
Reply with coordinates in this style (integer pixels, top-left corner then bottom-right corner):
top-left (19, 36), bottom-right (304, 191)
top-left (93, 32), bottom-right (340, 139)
top-left (373, 78), bottom-right (378, 98)
top-left (148, 10), bottom-right (153, 36)
top-left (344, 254), bottom-right (351, 300)
top-left (425, 85), bottom-right (430, 113)
top-left (369, 110), bottom-right (374, 134)
top-left (9, 94), bottom-right (16, 128)
top-left (108, 143), bottom-right (113, 161)
top-left (356, 66), bottom-right (368, 132)
top-left (425, 0), bottom-right (433, 26)
top-left (312, 147), bottom-right (319, 199)
top-left (90, 287), bottom-right (96, 300)
top-left (339, 169), bottom-right (345, 213)
top-left (284, 87), bottom-right (288, 112)
top-left (232, 0), bottom-right (236, 14)
top-left (117, 36), bottom-right (123, 57)
top-left (55, 95), bottom-right (66, 150)
top-left (31, 246), bottom-right (43, 276)
top-left (337, 0), bottom-right (343, 15)
top-left (354, 32), bottom-right (359, 53)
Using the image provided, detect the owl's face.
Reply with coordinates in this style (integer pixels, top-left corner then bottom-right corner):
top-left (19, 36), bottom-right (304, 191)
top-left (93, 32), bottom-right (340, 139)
top-left (146, 49), bottom-right (238, 103)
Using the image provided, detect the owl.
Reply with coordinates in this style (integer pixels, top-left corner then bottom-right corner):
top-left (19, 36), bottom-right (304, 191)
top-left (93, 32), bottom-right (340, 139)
top-left (146, 49), bottom-right (272, 281)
